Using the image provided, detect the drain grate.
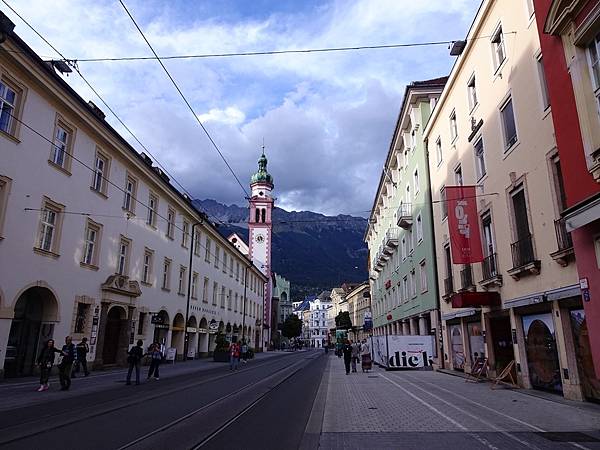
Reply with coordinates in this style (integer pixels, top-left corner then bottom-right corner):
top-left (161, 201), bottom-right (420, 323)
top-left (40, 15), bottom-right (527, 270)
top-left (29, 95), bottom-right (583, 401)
top-left (368, 407), bottom-right (378, 410)
top-left (536, 432), bottom-right (600, 442)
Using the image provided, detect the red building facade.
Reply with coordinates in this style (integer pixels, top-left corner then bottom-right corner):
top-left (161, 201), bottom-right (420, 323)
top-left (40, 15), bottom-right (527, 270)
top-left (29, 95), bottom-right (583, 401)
top-left (534, 0), bottom-right (600, 400)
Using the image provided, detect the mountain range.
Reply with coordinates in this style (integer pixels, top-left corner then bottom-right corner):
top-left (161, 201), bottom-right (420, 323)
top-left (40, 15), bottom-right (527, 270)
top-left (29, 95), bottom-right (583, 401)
top-left (193, 199), bottom-right (369, 299)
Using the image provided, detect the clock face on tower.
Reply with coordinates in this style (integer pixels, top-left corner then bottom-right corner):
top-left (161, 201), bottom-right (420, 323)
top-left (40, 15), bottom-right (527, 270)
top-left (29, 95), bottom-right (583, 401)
top-left (255, 235), bottom-right (265, 243)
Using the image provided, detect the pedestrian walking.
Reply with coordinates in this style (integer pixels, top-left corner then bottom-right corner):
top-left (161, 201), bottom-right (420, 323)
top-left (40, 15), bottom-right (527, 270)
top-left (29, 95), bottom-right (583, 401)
top-left (229, 341), bottom-right (240, 370)
top-left (126, 339), bottom-right (145, 385)
top-left (342, 340), bottom-right (353, 375)
top-left (73, 337), bottom-right (90, 377)
top-left (58, 336), bottom-right (76, 391)
top-left (241, 340), bottom-right (249, 363)
top-left (360, 339), bottom-right (372, 373)
top-left (147, 342), bottom-right (163, 380)
top-left (36, 339), bottom-right (63, 392)
top-left (351, 340), bottom-right (360, 373)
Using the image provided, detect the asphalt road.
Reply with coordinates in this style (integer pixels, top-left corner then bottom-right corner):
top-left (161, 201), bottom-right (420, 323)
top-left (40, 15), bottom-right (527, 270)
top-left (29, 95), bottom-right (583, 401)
top-left (0, 350), bottom-right (326, 450)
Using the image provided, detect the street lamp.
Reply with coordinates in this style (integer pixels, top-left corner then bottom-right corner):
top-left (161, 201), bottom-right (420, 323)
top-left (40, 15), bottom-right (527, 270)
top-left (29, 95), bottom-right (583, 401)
top-left (183, 220), bottom-right (203, 362)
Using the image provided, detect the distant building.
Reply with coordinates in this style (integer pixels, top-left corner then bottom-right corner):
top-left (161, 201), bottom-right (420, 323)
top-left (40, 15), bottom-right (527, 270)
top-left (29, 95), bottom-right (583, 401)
top-left (346, 283), bottom-right (371, 342)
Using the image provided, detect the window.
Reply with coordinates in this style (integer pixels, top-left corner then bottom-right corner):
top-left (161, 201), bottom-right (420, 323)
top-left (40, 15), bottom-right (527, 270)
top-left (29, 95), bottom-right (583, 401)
top-left (123, 175), bottom-right (137, 213)
top-left (413, 169), bottom-right (420, 197)
top-left (117, 237), bottom-right (131, 276)
top-left (408, 229), bottom-right (414, 254)
top-left (203, 277), bottom-right (209, 303)
top-left (444, 244), bottom-right (453, 278)
top-left (82, 219), bottom-right (102, 267)
top-left (492, 25), bottom-right (506, 71)
top-left (500, 97), bottom-right (518, 150)
top-left (221, 286), bottom-right (227, 308)
top-left (229, 257), bottom-right (234, 277)
top-left (0, 78), bottom-right (20, 136)
top-left (50, 120), bottom-right (73, 171)
top-left (147, 193), bottom-right (158, 227)
top-left (481, 212), bottom-right (495, 257)
top-left (178, 266), bottom-right (187, 295)
top-left (416, 213), bottom-right (423, 243)
top-left (454, 165), bottom-right (463, 186)
top-left (166, 207), bottom-right (175, 239)
top-left (536, 54), bottom-right (550, 110)
top-left (441, 186), bottom-right (448, 219)
top-left (162, 258), bottom-right (171, 290)
top-left (214, 245), bottom-right (220, 269)
top-left (420, 260), bottom-right (428, 292)
top-left (212, 282), bottom-right (218, 305)
top-left (234, 293), bottom-right (238, 312)
top-left (525, 0), bottom-right (535, 18)
top-left (182, 220), bottom-right (189, 248)
top-left (222, 252), bottom-right (228, 273)
top-left (511, 185), bottom-right (532, 243)
top-left (205, 237), bottom-right (212, 263)
top-left (0, 175), bottom-right (11, 238)
top-left (436, 137), bottom-right (443, 165)
top-left (474, 138), bottom-right (487, 180)
top-left (236, 262), bottom-right (240, 282)
top-left (74, 303), bottom-right (90, 334)
top-left (192, 272), bottom-right (199, 299)
top-left (142, 248), bottom-right (153, 284)
top-left (36, 197), bottom-right (64, 255)
top-left (467, 74), bottom-right (478, 111)
top-left (410, 269), bottom-right (417, 298)
top-left (587, 34), bottom-right (600, 114)
top-left (91, 151), bottom-right (109, 194)
top-left (194, 230), bottom-right (201, 256)
top-left (137, 312), bottom-right (146, 335)
top-left (449, 111), bottom-right (458, 142)
top-left (550, 154), bottom-right (568, 213)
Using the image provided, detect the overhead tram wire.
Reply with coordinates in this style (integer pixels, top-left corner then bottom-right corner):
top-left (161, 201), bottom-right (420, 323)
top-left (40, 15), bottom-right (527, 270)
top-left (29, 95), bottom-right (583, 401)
top-left (118, 0), bottom-right (249, 199)
top-left (0, 0), bottom-right (229, 228)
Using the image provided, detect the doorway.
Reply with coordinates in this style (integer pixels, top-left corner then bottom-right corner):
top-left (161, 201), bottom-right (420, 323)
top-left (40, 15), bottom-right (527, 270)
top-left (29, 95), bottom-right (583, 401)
top-left (450, 324), bottom-right (464, 371)
top-left (102, 306), bottom-right (126, 365)
top-left (522, 313), bottom-right (562, 393)
top-left (489, 316), bottom-right (513, 375)
top-left (5, 287), bottom-right (58, 377)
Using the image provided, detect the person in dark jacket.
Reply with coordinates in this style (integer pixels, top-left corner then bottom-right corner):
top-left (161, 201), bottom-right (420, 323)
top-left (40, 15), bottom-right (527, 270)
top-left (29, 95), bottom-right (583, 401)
top-left (126, 340), bottom-right (145, 385)
top-left (73, 337), bottom-right (90, 377)
top-left (342, 340), bottom-right (353, 375)
top-left (36, 339), bottom-right (63, 392)
top-left (147, 342), bottom-right (163, 380)
top-left (59, 336), bottom-right (77, 391)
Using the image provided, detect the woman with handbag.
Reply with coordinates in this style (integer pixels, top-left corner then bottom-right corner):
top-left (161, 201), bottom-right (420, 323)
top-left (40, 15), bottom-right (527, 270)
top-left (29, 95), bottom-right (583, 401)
top-left (36, 339), bottom-right (63, 392)
top-left (146, 342), bottom-right (163, 381)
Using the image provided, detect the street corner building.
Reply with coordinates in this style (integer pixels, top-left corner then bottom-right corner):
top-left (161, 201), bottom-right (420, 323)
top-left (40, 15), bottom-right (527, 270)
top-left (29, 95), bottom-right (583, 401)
top-left (365, 76), bottom-right (448, 368)
top-left (423, 0), bottom-right (599, 402)
top-left (0, 22), bottom-right (270, 378)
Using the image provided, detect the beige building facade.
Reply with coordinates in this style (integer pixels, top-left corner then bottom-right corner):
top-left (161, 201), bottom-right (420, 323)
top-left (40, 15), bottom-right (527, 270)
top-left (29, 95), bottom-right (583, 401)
top-left (424, 0), bottom-right (585, 400)
top-left (346, 282), bottom-right (371, 342)
top-left (0, 29), bottom-right (266, 377)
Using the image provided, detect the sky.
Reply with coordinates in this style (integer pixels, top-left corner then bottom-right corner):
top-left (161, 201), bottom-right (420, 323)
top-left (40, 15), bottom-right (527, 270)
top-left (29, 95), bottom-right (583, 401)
top-left (3, 0), bottom-right (481, 216)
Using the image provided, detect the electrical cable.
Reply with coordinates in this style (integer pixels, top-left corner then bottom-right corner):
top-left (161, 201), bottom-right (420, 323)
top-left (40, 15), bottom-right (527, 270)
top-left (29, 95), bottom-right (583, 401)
top-left (118, 0), bottom-right (250, 199)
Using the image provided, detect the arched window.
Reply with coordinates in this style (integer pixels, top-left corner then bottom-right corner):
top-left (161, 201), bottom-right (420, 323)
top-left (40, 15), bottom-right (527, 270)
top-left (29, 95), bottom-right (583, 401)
top-left (255, 208), bottom-right (260, 223)
top-left (261, 208), bottom-right (266, 223)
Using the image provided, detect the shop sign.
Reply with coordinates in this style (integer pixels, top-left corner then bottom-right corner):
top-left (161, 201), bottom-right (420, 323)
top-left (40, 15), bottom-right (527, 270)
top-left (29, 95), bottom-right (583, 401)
top-left (198, 328), bottom-right (208, 334)
top-left (385, 280), bottom-right (392, 289)
top-left (371, 335), bottom-right (435, 368)
top-left (446, 185), bottom-right (484, 264)
top-left (154, 323), bottom-right (169, 330)
top-left (363, 311), bottom-right (373, 331)
top-left (151, 313), bottom-right (167, 325)
top-left (165, 347), bottom-right (177, 361)
top-left (186, 327), bottom-right (197, 333)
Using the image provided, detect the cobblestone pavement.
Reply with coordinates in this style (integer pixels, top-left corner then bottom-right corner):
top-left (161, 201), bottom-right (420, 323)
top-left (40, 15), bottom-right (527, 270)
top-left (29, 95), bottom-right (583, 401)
top-left (317, 355), bottom-right (600, 449)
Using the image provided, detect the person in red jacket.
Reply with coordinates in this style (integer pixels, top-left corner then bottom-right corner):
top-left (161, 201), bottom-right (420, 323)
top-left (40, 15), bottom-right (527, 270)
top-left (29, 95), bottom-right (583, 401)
top-left (229, 341), bottom-right (240, 371)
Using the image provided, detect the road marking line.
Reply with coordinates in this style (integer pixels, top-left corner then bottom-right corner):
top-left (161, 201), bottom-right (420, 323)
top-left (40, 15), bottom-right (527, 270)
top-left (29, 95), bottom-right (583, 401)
top-left (380, 373), bottom-right (500, 449)
top-left (398, 375), bottom-right (540, 449)
top-left (401, 373), bottom-right (591, 450)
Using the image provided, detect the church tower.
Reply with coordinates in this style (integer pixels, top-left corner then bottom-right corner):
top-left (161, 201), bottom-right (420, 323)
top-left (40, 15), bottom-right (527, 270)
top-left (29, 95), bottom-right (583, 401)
top-left (248, 151), bottom-right (274, 348)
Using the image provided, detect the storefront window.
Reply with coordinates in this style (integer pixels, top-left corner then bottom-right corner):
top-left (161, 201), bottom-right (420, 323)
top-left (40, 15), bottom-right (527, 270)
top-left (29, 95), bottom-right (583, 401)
top-left (522, 313), bottom-right (562, 393)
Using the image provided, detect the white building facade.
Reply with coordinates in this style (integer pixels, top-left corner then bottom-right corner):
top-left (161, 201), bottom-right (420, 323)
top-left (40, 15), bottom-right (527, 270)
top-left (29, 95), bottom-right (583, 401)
top-left (0, 30), bottom-right (267, 377)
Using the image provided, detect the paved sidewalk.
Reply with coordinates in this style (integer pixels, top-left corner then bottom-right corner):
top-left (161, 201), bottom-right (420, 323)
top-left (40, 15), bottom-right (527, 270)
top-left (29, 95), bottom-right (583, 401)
top-left (311, 354), bottom-right (600, 449)
top-left (0, 350), bottom-right (292, 412)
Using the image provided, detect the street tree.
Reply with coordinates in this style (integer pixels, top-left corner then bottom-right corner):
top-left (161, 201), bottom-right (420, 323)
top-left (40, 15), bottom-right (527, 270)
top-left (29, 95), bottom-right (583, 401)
top-left (282, 314), bottom-right (303, 338)
top-left (335, 311), bottom-right (352, 330)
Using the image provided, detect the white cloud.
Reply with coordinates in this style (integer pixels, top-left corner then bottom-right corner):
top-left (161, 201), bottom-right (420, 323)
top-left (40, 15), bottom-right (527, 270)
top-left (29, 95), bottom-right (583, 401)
top-left (2, 0), bottom-right (480, 215)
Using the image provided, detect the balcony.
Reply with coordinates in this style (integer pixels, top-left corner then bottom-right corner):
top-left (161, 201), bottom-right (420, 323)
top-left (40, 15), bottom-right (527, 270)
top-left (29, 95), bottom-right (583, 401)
top-left (480, 253), bottom-right (502, 288)
top-left (508, 234), bottom-right (540, 280)
top-left (550, 218), bottom-right (574, 267)
top-left (459, 265), bottom-right (475, 291)
top-left (385, 229), bottom-right (400, 249)
top-left (443, 276), bottom-right (454, 301)
top-left (397, 203), bottom-right (413, 229)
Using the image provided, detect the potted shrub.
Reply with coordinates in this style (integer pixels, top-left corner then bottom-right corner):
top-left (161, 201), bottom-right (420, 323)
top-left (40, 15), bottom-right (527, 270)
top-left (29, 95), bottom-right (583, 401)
top-left (213, 332), bottom-right (230, 362)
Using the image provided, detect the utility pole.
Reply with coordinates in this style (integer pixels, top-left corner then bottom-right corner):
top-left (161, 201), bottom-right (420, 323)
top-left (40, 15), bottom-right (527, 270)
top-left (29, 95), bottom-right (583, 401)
top-left (184, 220), bottom-right (202, 362)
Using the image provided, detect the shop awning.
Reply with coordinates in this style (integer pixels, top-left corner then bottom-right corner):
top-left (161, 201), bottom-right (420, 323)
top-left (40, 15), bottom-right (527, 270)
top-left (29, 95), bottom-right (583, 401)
top-left (563, 193), bottom-right (600, 232)
top-left (451, 291), bottom-right (500, 308)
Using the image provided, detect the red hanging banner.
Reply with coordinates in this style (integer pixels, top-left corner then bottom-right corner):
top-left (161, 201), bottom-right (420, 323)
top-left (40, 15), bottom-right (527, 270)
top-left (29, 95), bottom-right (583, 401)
top-left (446, 186), bottom-right (484, 264)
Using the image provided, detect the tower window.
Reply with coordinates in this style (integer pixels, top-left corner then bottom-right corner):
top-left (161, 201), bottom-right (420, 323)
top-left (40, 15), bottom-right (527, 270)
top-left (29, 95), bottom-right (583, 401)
top-left (261, 209), bottom-right (266, 223)
top-left (255, 208), bottom-right (260, 223)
